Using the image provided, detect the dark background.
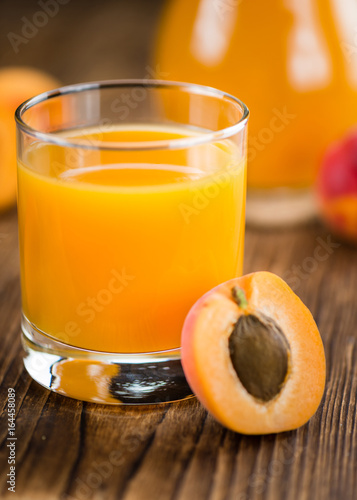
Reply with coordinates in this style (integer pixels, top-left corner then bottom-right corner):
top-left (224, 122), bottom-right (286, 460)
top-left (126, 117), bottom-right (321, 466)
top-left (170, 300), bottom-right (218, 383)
top-left (0, 0), bottom-right (165, 83)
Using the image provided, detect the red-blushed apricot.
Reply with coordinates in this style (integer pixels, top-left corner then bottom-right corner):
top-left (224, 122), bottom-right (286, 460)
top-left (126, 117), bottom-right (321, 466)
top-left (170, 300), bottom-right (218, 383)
top-left (181, 272), bottom-right (326, 435)
top-left (316, 129), bottom-right (357, 243)
top-left (318, 196), bottom-right (357, 244)
top-left (0, 66), bottom-right (60, 211)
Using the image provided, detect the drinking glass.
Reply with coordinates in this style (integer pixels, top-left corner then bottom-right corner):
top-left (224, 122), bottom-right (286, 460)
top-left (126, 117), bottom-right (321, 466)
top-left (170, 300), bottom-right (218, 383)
top-left (16, 80), bottom-right (249, 404)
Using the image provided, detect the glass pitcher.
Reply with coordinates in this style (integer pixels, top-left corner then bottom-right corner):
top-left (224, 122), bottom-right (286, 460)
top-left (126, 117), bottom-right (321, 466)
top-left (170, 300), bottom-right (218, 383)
top-left (155, 0), bottom-right (357, 225)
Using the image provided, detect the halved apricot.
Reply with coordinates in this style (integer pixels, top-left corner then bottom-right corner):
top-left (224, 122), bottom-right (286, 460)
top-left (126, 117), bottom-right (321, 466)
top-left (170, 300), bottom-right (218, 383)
top-left (181, 271), bottom-right (326, 435)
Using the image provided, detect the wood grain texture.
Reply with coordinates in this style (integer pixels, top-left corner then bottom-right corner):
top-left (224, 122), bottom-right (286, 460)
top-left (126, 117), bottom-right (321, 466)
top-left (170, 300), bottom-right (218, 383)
top-left (1, 1), bottom-right (357, 498)
top-left (0, 210), bottom-right (356, 500)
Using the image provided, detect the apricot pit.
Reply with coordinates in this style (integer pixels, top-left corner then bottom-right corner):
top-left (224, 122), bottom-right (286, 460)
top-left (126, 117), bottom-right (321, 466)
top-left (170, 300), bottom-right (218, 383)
top-left (229, 307), bottom-right (290, 402)
top-left (181, 272), bottom-right (326, 435)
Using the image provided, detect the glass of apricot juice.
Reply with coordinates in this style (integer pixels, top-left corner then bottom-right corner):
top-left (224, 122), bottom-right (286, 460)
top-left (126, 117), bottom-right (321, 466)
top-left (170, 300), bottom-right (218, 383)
top-left (16, 81), bottom-right (249, 404)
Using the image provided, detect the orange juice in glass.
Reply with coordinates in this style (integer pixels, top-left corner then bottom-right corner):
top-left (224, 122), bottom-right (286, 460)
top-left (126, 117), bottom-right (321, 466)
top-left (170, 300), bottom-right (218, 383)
top-left (155, 0), bottom-right (357, 225)
top-left (16, 81), bottom-right (248, 404)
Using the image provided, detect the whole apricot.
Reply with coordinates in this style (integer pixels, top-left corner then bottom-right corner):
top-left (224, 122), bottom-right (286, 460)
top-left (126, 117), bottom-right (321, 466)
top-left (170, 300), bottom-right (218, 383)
top-left (181, 272), bottom-right (326, 435)
top-left (0, 66), bottom-right (60, 211)
top-left (317, 129), bottom-right (357, 243)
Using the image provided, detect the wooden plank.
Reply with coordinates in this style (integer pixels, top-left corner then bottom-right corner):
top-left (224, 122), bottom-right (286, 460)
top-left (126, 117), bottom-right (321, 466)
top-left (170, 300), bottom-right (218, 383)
top-left (0, 210), bottom-right (356, 500)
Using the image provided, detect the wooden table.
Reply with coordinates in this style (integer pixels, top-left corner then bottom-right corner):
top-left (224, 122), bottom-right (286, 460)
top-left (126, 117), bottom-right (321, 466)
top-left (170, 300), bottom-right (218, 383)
top-left (0, 208), bottom-right (356, 500)
top-left (0, 1), bottom-right (357, 498)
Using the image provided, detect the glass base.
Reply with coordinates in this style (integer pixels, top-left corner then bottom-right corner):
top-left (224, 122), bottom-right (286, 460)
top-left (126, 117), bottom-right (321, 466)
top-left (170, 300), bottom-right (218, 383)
top-left (246, 187), bottom-right (317, 227)
top-left (21, 315), bottom-right (193, 405)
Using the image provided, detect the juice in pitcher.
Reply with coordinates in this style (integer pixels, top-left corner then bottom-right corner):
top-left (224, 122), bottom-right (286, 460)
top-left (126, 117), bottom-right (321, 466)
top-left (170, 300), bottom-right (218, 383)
top-left (155, 0), bottom-right (357, 224)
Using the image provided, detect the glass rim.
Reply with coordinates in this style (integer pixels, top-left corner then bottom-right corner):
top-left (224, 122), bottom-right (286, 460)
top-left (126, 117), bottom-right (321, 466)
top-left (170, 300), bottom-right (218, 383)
top-left (15, 79), bottom-right (249, 151)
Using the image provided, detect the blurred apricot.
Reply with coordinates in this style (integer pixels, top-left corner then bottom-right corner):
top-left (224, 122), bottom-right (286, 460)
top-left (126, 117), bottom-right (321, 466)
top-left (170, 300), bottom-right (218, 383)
top-left (0, 66), bottom-right (60, 212)
top-left (317, 129), bottom-right (357, 244)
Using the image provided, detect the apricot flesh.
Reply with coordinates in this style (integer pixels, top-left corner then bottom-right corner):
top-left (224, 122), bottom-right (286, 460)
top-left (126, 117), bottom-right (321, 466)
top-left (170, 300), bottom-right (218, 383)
top-left (0, 66), bottom-right (60, 211)
top-left (181, 272), bottom-right (326, 435)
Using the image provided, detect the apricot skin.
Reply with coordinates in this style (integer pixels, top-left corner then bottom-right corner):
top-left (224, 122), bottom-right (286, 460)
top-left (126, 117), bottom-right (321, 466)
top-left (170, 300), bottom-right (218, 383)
top-left (181, 272), bottom-right (326, 435)
top-left (318, 196), bottom-right (357, 244)
top-left (0, 66), bottom-right (60, 211)
top-left (316, 130), bottom-right (357, 243)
